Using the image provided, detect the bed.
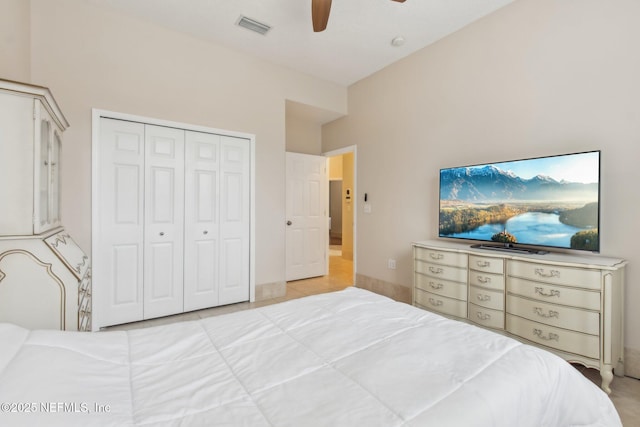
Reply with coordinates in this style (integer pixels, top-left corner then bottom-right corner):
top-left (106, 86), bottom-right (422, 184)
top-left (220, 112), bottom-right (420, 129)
top-left (0, 287), bottom-right (620, 426)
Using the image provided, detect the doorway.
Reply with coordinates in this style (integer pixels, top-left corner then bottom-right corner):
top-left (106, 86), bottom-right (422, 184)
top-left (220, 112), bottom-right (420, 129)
top-left (325, 147), bottom-right (355, 285)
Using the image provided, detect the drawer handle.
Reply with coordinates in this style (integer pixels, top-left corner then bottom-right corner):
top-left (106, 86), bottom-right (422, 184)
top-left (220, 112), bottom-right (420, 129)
top-left (534, 287), bottom-right (560, 298)
top-left (428, 298), bottom-right (443, 307)
top-left (534, 268), bottom-right (560, 278)
top-left (429, 253), bottom-right (444, 260)
top-left (533, 307), bottom-right (559, 319)
top-left (533, 328), bottom-right (559, 342)
top-left (429, 282), bottom-right (443, 290)
top-left (428, 267), bottom-right (444, 274)
top-left (477, 276), bottom-right (491, 284)
top-left (476, 294), bottom-right (491, 302)
top-left (476, 312), bottom-right (491, 321)
top-left (476, 261), bottom-right (491, 268)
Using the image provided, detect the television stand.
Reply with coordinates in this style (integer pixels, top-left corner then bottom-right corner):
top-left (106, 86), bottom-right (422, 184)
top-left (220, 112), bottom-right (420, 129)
top-left (470, 243), bottom-right (549, 255)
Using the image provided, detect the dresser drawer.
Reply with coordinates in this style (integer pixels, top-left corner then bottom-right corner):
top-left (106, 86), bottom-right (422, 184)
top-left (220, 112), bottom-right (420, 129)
top-left (507, 295), bottom-right (599, 335)
top-left (508, 261), bottom-right (601, 290)
top-left (468, 303), bottom-right (504, 330)
top-left (506, 314), bottom-right (599, 359)
top-left (414, 247), bottom-right (467, 268)
top-left (469, 286), bottom-right (504, 310)
top-left (507, 277), bottom-right (600, 311)
top-left (469, 255), bottom-right (504, 274)
top-left (415, 260), bottom-right (467, 283)
top-left (415, 290), bottom-right (467, 318)
top-left (415, 273), bottom-right (467, 300)
top-left (469, 271), bottom-right (505, 291)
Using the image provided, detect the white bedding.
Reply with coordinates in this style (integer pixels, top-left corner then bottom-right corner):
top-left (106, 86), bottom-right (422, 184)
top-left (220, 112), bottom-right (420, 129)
top-left (0, 287), bottom-right (620, 426)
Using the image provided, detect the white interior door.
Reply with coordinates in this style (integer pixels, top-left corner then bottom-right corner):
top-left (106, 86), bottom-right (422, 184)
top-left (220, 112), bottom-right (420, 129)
top-left (143, 124), bottom-right (185, 319)
top-left (184, 131), bottom-right (220, 311)
top-left (219, 136), bottom-right (251, 304)
top-left (286, 152), bottom-right (328, 281)
top-left (96, 118), bottom-right (145, 326)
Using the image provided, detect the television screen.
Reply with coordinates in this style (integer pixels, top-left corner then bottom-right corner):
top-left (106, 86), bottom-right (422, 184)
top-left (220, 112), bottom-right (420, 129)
top-left (438, 151), bottom-right (600, 252)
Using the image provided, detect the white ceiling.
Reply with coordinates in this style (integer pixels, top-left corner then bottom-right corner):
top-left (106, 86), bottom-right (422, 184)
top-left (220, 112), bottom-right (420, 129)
top-left (89, 0), bottom-right (515, 87)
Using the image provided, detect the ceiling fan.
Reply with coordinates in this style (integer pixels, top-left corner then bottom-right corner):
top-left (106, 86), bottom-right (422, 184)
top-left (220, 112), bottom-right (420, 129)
top-left (312, 0), bottom-right (406, 32)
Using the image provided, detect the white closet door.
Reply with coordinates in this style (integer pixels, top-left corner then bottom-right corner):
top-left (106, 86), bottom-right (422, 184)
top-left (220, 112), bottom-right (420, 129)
top-left (97, 118), bottom-right (145, 326)
top-left (144, 125), bottom-right (185, 319)
top-left (219, 136), bottom-right (250, 305)
top-left (184, 131), bottom-right (220, 311)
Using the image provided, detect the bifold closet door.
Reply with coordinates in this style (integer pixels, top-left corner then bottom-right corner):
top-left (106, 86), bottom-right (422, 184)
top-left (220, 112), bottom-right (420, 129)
top-left (97, 118), bottom-right (145, 326)
top-left (184, 131), bottom-right (220, 311)
top-left (183, 132), bottom-right (250, 310)
top-left (218, 135), bottom-right (250, 305)
top-left (143, 125), bottom-right (185, 319)
top-left (97, 119), bottom-right (185, 324)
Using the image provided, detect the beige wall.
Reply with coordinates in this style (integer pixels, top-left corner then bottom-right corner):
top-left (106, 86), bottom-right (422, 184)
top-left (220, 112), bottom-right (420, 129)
top-left (323, 0), bottom-right (640, 372)
top-left (0, 0), bottom-right (31, 81)
top-left (22, 0), bottom-right (347, 289)
top-left (285, 107), bottom-right (322, 155)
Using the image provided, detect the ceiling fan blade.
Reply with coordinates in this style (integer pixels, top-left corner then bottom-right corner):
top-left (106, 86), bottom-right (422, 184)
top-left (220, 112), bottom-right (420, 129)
top-left (391, 0), bottom-right (406, 2)
top-left (312, 0), bottom-right (332, 32)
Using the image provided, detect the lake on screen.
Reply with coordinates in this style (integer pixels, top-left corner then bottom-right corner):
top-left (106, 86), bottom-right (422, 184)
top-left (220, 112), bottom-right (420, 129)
top-left (445, 212), bottom-right (584, 248)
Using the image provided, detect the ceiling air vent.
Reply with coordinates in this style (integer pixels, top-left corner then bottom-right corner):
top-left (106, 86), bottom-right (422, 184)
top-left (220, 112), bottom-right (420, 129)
top-left (237, 15), bottom-right (271, 35)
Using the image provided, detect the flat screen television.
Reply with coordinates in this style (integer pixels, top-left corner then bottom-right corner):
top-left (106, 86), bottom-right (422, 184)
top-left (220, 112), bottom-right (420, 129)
top-left (438, 150), bottom-right (600, 253)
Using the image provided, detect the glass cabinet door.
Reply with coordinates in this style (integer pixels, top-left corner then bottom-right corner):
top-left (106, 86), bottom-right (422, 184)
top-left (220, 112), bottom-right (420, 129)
top-left (51, 131), bottom-right (61, 225)
top-left (38, 117), bottom-right (51, 229)
top-left (34, 101), bottom-right (62, 234)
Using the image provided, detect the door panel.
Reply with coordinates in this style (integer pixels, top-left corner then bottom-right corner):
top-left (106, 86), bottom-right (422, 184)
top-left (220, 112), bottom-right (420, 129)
top-left (219, 136), bottom-right (250, 304)
top-left (184, 131), bottom-right (220, 311)
top-left (113, 244), bottom-right (140, 305)
top-left (286, 152), bottom-right (328, 281)
top-left (143, 125), bottom-right (184, 319)
top-left (97, 118), bottom-right (145, 326)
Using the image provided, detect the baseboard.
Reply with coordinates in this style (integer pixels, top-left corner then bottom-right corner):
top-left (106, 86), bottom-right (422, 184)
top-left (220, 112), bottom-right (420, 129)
top-left (255, 281), bottom-right (286, 301)
top-left (355, 274), bottom-right (411, 304)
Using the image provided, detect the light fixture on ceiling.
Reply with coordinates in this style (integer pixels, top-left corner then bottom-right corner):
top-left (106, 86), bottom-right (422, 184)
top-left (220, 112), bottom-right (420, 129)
top-left (391, 36), bottom-right (405, 47)
top-left (236, 15), bottom-right (271, 35)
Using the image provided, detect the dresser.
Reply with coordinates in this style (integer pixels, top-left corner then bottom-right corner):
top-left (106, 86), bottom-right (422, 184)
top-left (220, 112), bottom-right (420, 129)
top-left (413, 239), bottom-right (626, 393)
top-left (0, 79), bottom-right (91, 331)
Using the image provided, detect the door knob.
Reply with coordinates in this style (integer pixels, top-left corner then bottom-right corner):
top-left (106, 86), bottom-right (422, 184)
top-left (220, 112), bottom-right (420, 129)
top-left (286, 220), bottom-right (292, 226)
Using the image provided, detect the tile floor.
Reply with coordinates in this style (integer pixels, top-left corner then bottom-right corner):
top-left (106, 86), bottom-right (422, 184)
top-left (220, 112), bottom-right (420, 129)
top-left (104, 253), bottom-right (639, 426)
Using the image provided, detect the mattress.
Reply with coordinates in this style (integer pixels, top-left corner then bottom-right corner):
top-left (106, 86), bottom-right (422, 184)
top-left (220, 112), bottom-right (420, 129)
top-left (0, 287), bottom-right (621, 426)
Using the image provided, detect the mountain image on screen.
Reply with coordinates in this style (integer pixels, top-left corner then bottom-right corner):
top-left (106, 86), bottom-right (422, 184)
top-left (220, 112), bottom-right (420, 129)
top-left (438, 151), bottom-right (600, 251)
top-left (439, 165), bottom-right (598, 202)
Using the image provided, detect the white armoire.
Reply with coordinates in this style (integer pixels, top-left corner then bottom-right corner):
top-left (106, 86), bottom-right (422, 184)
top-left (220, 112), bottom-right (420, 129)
top-left (0, 79), bottom-right (92, 331)
top-left (92, 112), bottom-right (253, 330)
